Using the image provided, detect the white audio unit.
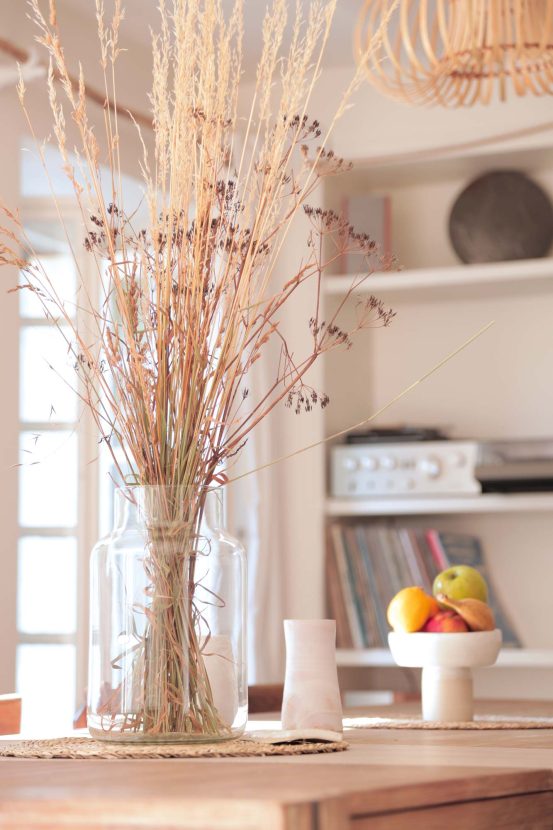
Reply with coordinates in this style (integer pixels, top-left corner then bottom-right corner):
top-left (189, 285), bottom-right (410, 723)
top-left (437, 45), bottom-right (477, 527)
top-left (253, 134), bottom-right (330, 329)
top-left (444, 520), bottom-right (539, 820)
top-left (330, 441), bottom-right (481, 498)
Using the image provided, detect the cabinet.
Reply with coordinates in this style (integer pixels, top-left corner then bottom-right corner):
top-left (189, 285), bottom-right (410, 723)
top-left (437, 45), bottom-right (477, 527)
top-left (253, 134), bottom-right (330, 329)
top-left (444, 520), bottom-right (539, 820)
top-left (321, 140), bottom-right (553, 699)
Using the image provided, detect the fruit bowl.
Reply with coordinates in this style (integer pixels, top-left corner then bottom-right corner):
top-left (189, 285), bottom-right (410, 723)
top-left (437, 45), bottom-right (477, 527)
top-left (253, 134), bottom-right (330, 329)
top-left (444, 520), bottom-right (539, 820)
top-left (388, 629), bottom-right (502, 722)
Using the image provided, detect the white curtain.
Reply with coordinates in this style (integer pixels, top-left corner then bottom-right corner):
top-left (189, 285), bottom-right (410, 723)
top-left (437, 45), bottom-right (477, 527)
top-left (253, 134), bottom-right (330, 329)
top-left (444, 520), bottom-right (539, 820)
top-left (224, 125), bottom-right (287, 685)
top-left (226, 392), bottom-right (285, 685)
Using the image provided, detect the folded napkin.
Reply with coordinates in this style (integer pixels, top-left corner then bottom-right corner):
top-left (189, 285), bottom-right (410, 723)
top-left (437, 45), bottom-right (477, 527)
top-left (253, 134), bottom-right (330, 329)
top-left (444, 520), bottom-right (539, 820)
top-left (245, 727), bottom-right (343, 744)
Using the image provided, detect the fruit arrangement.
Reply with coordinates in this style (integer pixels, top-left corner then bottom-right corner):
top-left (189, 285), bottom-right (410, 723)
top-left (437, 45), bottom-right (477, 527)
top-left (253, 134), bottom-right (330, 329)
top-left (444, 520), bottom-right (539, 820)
top-left (386, 565), bottom-right (496, 634)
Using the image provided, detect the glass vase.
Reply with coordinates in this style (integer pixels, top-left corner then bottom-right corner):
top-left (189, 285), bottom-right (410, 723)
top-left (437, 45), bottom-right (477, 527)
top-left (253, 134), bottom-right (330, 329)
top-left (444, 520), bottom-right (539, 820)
top-left (87, 486), bottom-right (247, 742)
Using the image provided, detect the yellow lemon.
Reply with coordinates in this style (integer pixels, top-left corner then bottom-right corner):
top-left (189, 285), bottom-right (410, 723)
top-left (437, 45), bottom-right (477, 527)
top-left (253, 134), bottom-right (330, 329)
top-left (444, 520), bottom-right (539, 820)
top-left (386, 587), bottom-right (439, 633)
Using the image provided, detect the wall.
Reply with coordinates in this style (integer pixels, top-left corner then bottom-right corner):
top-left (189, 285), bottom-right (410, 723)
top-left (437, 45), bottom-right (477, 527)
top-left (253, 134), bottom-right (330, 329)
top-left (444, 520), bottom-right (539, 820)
top-left (0, 87), bottom-right (20, 693)
top-left (310, 66), bottom-right (553, 163)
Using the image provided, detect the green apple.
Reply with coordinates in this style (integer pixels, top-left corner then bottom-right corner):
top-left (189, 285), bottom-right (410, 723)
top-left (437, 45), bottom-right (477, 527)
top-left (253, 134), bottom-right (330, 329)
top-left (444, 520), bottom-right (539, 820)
top-left (432, 565), bottom-right (488, 603)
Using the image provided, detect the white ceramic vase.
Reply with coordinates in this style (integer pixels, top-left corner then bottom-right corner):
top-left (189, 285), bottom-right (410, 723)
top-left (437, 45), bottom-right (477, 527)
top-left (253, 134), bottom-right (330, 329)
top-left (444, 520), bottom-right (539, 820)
top-left (281, 619), bottom-right (343, 733)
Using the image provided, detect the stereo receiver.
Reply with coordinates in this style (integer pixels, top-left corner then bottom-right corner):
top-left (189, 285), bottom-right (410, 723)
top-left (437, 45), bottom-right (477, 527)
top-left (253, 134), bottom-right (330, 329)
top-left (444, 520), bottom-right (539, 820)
top-left (330, 438), bottom-right (553, 498)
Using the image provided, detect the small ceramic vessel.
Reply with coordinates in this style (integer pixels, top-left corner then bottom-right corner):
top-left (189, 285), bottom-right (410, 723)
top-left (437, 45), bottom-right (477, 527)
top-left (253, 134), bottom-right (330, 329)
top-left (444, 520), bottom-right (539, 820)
top-left (281, 619), bottom-right (343, 733)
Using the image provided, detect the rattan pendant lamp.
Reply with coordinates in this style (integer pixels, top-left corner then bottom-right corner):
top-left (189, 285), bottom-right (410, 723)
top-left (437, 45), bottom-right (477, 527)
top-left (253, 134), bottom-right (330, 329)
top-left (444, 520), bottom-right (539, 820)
top-left (356, 0), bottom-right (553, 106)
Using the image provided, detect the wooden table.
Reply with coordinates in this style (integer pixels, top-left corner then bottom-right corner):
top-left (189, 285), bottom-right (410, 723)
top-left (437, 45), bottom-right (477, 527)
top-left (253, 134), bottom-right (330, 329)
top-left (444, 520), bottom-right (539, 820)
top-left (1, 701), bottom-right (553, 829)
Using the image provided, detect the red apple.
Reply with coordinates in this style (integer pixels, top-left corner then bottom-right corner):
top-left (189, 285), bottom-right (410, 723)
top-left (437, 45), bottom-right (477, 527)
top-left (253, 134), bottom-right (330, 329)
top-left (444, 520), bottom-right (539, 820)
top-left (422, 610), bottom-right (469, 633)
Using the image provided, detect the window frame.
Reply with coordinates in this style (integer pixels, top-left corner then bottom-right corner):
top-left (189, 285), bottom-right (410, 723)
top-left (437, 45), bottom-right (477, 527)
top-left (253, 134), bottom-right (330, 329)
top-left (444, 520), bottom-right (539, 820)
top-left (14, 197), bottom-right (101, 719)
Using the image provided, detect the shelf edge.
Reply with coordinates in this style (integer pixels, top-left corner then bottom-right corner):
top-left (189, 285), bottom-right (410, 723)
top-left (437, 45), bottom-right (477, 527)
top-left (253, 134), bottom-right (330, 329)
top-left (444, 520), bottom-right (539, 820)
top-left (324, 258), bottom-right (553, 296)
top-left (336, 648), bottom-right (553, 669)
top-left (325, 493), bottom-right (553, 517)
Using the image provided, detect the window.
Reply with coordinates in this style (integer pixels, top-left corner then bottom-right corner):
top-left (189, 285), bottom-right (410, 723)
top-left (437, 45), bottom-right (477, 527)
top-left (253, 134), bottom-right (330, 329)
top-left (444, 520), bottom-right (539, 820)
top-left (16, 207), bottom-right (100, 734)
top-left (12, 142), bottom-right (146, 731)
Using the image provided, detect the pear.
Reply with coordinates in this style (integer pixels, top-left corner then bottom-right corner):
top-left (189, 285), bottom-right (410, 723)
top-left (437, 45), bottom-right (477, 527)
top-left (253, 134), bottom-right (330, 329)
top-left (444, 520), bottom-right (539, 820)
top-left (435, 594), bottom-right (495, 632)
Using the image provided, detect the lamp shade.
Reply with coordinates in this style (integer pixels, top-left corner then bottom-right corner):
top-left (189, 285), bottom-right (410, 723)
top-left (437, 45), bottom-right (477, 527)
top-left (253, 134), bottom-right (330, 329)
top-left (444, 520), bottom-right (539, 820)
top-left (356, 0), bottom-right (553, 106)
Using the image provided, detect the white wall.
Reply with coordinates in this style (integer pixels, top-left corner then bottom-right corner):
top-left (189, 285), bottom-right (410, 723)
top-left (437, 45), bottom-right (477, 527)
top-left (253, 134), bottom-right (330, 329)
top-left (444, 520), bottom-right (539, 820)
top-left (0, 88), bottom-right (21, 694)
top-left (309, 66), bottom-right (553, 163)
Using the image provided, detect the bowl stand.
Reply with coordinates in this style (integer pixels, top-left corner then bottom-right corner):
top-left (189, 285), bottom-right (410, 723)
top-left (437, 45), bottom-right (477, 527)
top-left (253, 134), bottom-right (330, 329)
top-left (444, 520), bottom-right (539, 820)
top-left (421, 665), bottom-right (474, 721)
top-left (388, 629), bottom-right (502, 723)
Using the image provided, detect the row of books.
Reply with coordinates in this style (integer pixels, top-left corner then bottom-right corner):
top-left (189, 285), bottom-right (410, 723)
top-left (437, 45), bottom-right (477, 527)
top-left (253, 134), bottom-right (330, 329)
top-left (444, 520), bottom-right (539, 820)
top-left (326, 522), bottom-right (521, 649)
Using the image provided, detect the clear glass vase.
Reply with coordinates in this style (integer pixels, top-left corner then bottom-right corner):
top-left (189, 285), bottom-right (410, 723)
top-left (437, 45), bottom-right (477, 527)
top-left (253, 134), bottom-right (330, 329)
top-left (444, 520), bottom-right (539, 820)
top-left (87, 486), bottom-right (247, 742)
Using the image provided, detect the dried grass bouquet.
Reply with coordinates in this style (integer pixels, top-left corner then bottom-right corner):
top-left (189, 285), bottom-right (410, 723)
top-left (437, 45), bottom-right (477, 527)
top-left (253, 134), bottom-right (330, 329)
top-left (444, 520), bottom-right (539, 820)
top-left (1, 0), bottom-right (394, 740)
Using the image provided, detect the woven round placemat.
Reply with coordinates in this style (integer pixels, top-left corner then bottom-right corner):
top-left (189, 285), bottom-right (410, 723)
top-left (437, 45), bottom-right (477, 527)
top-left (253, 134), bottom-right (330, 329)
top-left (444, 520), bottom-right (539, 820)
top-left (345, 715), bottom-right (553, 731)
top-left (0, 736), bottom-right (347, 760)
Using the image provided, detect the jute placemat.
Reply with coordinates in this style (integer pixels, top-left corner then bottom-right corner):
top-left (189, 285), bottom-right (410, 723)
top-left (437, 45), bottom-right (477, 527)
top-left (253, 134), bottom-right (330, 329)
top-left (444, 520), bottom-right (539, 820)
top-left (0, 736), bottom-right (347, 760)
top-left (344, 715), bottom-right (553, 731)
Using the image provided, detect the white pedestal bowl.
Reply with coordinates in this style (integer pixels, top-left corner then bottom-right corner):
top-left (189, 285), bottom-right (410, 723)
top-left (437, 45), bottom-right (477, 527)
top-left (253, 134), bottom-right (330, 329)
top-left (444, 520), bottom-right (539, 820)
top-left (388, 629), bottom-right (502, 722)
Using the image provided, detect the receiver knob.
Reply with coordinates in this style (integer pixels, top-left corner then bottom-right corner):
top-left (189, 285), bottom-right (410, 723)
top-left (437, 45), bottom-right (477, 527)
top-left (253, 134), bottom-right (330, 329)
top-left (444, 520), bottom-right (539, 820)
top-left (419, 455), bottom-right (441, 478)
top-left (361, 456), bottom-right (378, 471)
top-left (342, 456), bottom-right (358, 471)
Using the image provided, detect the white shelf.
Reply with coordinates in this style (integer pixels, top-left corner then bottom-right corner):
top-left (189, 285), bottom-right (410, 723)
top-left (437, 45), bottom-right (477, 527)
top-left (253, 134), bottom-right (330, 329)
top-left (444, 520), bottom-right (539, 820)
top-left (338, 648), bottom-right (393, 667)
top-left (324, 257), bottom-right (553, 298)
top-left (325, 493), bottom-right (553, 517)
top-left (337, 648), bottom-right (553, 669)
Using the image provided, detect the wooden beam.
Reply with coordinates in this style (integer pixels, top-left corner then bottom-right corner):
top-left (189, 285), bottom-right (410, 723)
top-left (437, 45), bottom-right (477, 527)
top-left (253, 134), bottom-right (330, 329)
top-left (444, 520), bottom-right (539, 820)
top-left (0, 37), bottom-right (152, 130)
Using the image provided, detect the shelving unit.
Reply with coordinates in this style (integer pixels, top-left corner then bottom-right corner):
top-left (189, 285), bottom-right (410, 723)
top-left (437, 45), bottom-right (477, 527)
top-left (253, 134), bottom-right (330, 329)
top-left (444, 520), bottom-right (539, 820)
top-left (329, 493), bottom-right (553, 673)
top-left (326, 493), bottom-right (553, 517)
top-left (324, 258), bottom-right (553, 299)
top-left (321, 138), bottom-right (553, 698)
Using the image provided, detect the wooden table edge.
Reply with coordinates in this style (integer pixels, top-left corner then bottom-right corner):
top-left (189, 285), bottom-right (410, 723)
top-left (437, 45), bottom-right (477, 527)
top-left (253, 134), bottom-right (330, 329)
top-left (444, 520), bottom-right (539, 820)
top-left (344, 766), bottom-right (553, 816)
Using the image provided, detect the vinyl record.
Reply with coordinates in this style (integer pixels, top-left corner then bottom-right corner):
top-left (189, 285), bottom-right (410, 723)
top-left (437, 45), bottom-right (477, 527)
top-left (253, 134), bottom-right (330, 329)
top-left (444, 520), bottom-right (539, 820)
top-left (449, 170), bottom-right (553, 264)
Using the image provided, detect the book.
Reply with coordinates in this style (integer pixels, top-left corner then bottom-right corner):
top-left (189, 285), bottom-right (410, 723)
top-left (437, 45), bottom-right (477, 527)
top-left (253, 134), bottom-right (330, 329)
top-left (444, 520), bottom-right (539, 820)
top-left (342, 527), bottom-right (372, 647)
top-left (425, 529), bottom-right (449, 570)
top-left (434, 531), bottom-right (521, 647)
top-left (365, 525), bottom-right (396, 614)
top-left (325, 532), bottom-right (353, 648)
top-left (354, 525), bottom-right (388, 646)
top-left (329, 524), bottom-right (365, 649)
top-left (385, 526), bottom-right (415, 592)
top-left (338, 193), bottom-right (392, 274)
top-left (414, 529), bottom-right (441, 585)
top-left (397, 527), bottom-right (429, 590)
top-left (343, 526), bottom-right (381, 647)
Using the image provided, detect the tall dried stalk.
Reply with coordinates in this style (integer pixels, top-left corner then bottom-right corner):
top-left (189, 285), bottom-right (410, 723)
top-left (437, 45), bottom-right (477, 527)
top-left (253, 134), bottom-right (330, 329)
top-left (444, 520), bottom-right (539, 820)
top-left (1, 0), bottom-right (396, 738)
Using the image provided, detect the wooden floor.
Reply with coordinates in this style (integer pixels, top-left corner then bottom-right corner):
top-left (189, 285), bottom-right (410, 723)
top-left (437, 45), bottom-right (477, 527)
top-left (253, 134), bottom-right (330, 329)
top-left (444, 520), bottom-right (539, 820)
top-left (1, 700), bottom-right (552, 829)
